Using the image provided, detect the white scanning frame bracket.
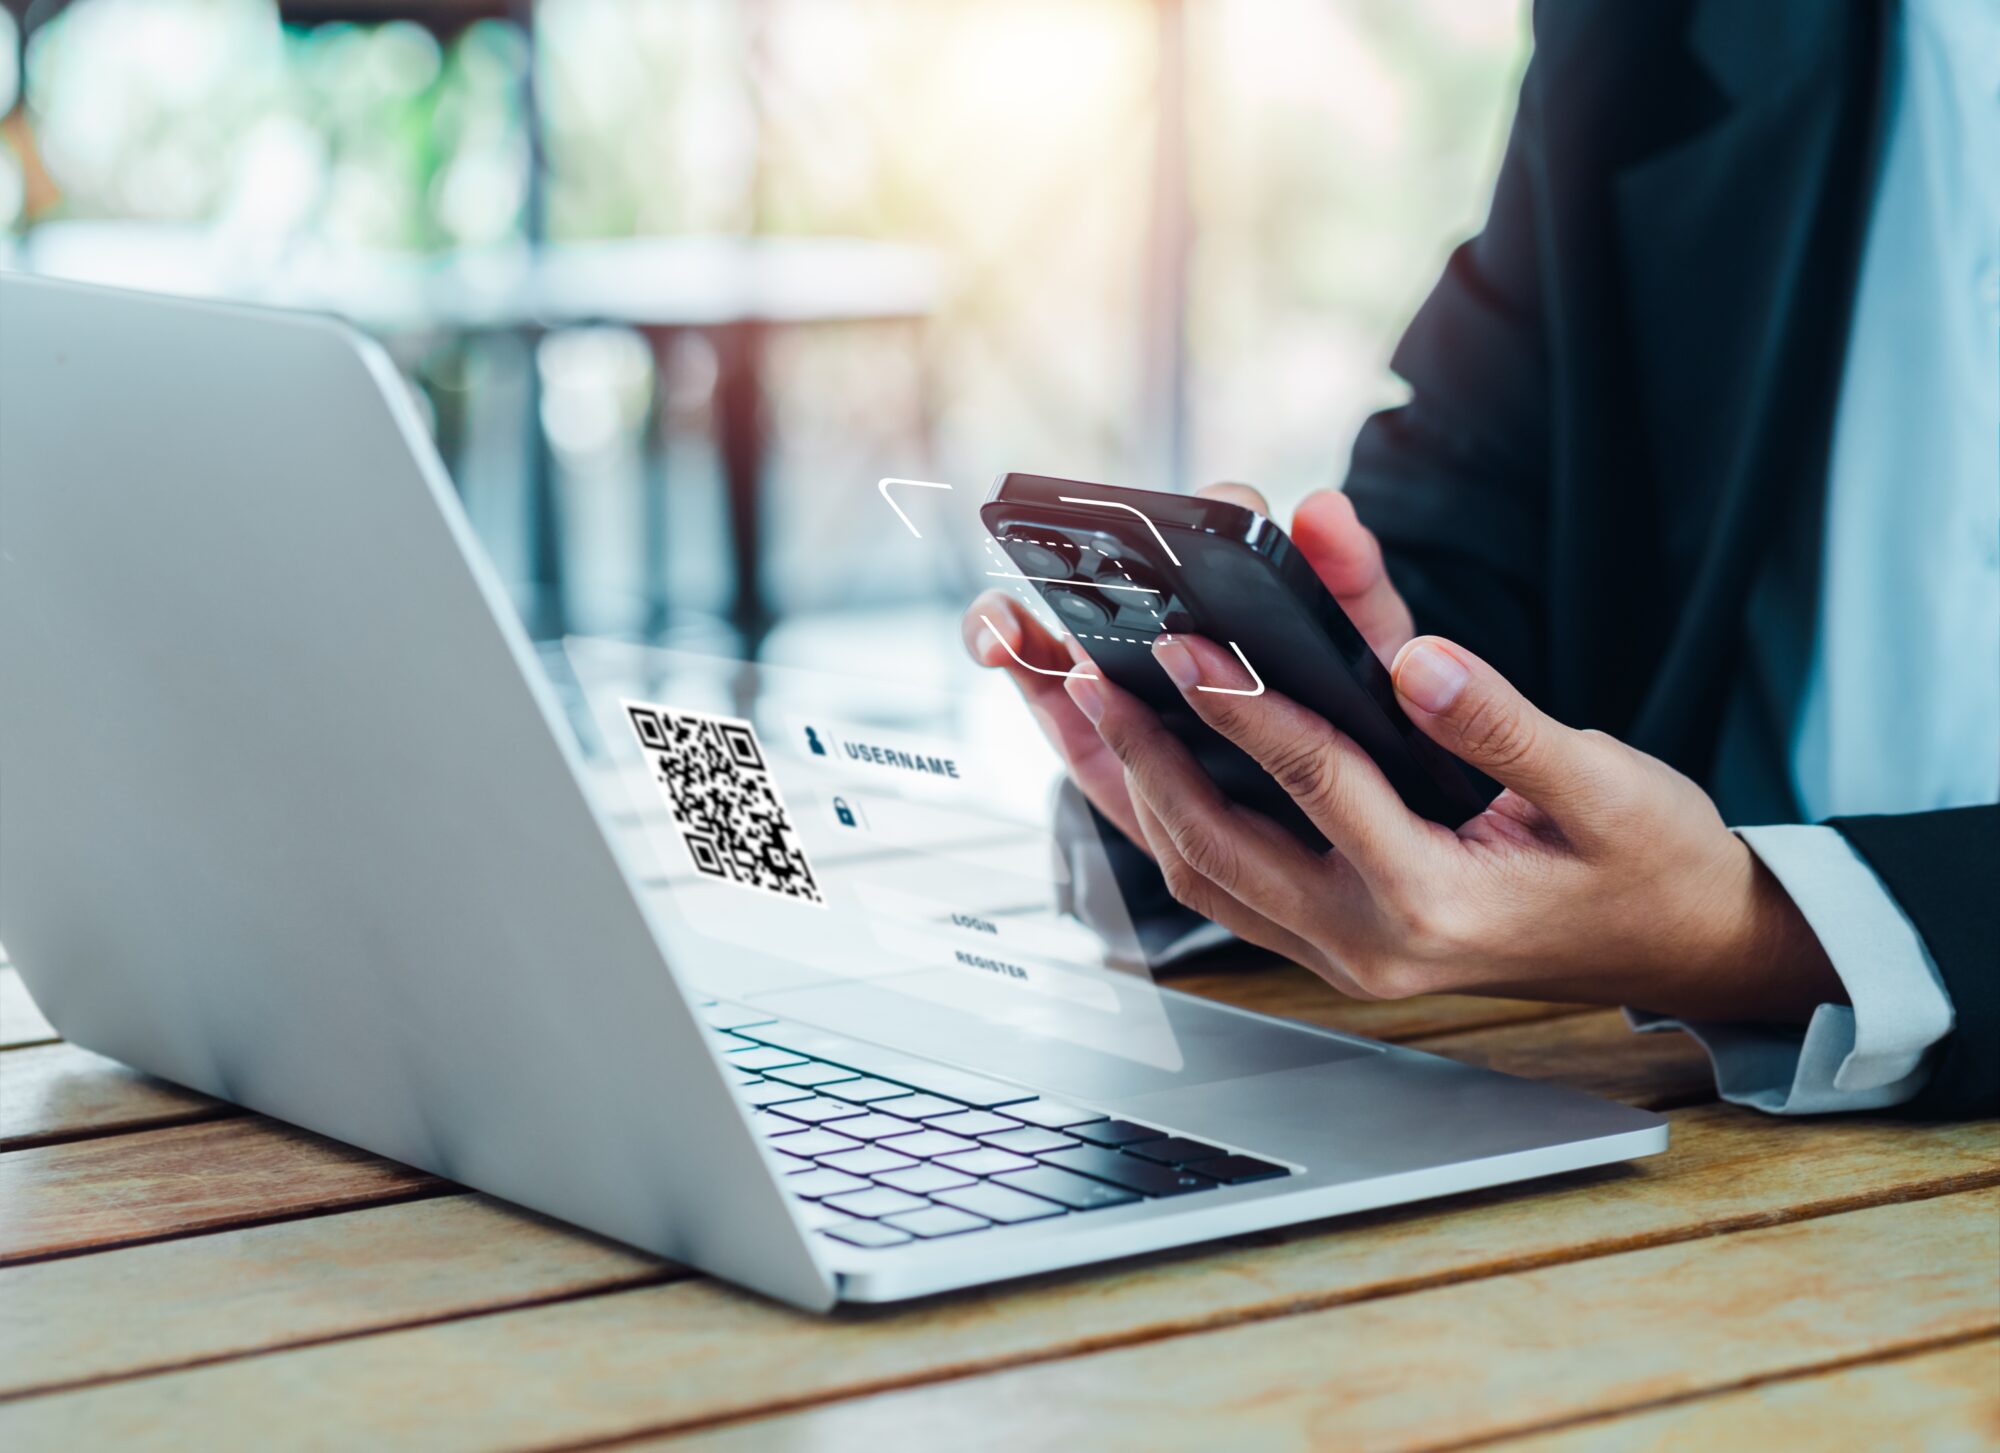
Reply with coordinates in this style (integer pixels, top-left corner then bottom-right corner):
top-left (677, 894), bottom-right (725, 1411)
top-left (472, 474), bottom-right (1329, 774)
top-left (978, 614), bottom-right (1098, 680)
top-left (1188, 639), bottom-right (1265, 697)
top-left (877, 477), bottom-right (955, 538)
top-left (1056, 494), bottom-right (1183, 567)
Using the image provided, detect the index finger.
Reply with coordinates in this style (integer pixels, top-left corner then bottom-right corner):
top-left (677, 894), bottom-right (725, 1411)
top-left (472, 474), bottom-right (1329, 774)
top-left (1074, 667), bottom-right (1335, 933)
top-left (1151, 632), bottom-right (1440, 888)
top-left (962, 590), bottom-right (1075, 674)
top-left (963, 591), bottom-right (1150, 851)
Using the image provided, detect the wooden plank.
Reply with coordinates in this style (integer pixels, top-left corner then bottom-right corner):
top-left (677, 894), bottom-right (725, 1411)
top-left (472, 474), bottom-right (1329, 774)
top-left (0, 1009), bottom-right (1704, 1181)
top-left (0, 1195), bottom-right (677, 1401)
top-left (0, 1014), bottom-right (1713, 1398)
top-left (0, 1119), bottom-right (441, 1265)
top-left (1495, 1336), bottom-right (2000, 1453)
top-left (5, 1115), bottom-right (1991, 1443)
top-left (0, 1002), bottom-right (1696, 1264)
top-left (662, 1191), bottom-right (2000, 1453)
top-left (1418, 1010), bottom-right (1718, 1111)
top-left (0, 967), bottom-right (56, 1049)
top-left (1171, 958), bottom-right (1589, 1042)
top-left (0, 1043), bottom-right (233, 1151)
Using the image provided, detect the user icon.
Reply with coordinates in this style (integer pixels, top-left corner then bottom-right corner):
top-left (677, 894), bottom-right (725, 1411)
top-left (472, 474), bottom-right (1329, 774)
top-left (805, 726), bottom-right (827, 757)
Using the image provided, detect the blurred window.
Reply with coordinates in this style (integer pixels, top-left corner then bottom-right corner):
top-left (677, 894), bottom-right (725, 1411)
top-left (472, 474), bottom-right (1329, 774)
top-left (15, 0), bottom-right (1527, 620)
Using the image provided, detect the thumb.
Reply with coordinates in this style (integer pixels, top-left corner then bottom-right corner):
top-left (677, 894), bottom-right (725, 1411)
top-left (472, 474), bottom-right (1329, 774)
top-left (1390, 636), bottom-right (1598, 815)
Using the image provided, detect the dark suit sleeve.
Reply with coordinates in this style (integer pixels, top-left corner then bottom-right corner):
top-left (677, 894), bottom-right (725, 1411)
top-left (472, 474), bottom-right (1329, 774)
top-left (1828, 806), bottom-right (2000, 1119)
top-left (1340, 53), bottom-right (1554, 698)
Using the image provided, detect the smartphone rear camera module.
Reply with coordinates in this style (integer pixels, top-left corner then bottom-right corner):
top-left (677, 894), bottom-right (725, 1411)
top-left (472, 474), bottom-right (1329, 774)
top-left (1099, 558), bottom-right (1164, 598)
top-left (1003, 534), bottom-right (1080, 580)
top-left (1045, 584), bottom-right (1115, 633)
top-left (1077, 559), bottom-right (1164, 631)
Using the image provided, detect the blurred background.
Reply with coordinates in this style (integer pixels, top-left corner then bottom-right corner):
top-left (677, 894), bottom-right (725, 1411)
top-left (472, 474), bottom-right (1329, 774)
top-left (0, 0), bottom-right (1527, 654)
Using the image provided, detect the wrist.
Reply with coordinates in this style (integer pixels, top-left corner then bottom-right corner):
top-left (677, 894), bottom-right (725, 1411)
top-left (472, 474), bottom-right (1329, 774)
top-left (1619, 836), bottom-right (1842, 1024)
top-left (1698, 837), bottom-right (1845, 1024)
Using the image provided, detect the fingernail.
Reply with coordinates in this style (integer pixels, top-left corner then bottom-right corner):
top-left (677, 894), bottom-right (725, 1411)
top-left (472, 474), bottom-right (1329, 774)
top-left (972, 626), bottom-right (999, 663)
top-left (1152, 636), bottom-right (1199, 690)
top-left (1395, 641), bottom-right (1468, 714)
top-left (1064, 672), bottom-right (1105, 724)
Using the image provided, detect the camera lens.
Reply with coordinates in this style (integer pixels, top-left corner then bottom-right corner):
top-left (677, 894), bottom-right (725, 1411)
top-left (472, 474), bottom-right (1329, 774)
top-left (1045, 584), bottom-right (1114, 631)
top-left (1006, 536), bottom-right (1079, 579)
top-left (1086, 558), bottom-right (1166, 629)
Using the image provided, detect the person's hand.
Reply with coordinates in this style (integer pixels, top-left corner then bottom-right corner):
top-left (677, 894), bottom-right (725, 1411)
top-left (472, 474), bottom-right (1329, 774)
top-left (1064, 629), bottom-right (1843, 1024)
top-left (961, 483), bottom-right (1408, 855)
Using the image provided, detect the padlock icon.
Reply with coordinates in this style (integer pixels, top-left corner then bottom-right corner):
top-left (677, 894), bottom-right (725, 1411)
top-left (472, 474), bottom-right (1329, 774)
top-left (832, 796), bottom-right (857, 828)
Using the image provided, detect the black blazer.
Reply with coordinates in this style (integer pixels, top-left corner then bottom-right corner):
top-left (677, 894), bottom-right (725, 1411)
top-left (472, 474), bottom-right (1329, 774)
top-left (1343, 0), bottom-right (1996, 1116)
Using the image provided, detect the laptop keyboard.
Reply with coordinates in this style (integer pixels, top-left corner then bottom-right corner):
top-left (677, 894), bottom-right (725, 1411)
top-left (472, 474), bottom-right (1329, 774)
top-left (700, 1000), bottom-right (1295, 1250)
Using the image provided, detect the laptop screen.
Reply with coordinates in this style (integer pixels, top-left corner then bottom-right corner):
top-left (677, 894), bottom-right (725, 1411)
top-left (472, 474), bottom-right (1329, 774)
top-left (560, 635), bottom-right (1188, 1073)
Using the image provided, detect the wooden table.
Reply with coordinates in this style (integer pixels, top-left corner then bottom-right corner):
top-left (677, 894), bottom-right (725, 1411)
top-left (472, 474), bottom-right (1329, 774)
top-left (2, 953), bottom-right (1994, 1450)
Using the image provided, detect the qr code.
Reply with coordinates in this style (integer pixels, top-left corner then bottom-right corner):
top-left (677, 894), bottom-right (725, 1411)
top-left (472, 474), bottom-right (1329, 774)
top-left (623, 701), bottom-right (825, 906)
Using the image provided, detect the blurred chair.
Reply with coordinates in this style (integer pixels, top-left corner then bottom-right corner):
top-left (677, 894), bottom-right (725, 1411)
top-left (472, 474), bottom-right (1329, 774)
top-left (440, 236), bottom-right (943, 640)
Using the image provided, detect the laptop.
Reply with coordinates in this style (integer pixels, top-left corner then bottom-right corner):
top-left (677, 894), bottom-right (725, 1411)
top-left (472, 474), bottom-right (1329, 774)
top-left (0, 274), bottom-right (1666, 1310)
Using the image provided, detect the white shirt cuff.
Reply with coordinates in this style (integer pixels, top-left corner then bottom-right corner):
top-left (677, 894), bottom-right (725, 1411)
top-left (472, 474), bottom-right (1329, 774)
top-left (1628, 824), bottom-right (1955, 1114)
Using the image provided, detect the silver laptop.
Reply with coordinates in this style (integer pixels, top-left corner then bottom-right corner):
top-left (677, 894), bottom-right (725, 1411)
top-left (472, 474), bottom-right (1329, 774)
top-left (0, 273), bottom-right (1665, 1311)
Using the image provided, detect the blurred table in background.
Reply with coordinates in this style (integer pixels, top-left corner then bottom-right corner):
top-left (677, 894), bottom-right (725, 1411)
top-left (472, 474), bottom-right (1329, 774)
top-left (1, 222), bottom-right (944, 638)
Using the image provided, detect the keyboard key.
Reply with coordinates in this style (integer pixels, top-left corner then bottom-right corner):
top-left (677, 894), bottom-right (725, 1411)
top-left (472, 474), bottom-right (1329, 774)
top-left (746, 1024), bottom-right (1035, 1105)
top-left (769, 1097), bottom-right (868, 1125)
top-left (777, 1128), bottom-right (863, 1158)
top-left (868, 1093), bottom-right (963, 1121)
top-left (981, 1126), bottom-right (1079, 1156)
top-left (824, 1186), bottom-right (932, 1219)
top-left (934, 1148), bottom-right (1036, 1176)
top-left (701, 1003), bottom-right (779, 1030)
top-left (1069, 1119), bottom-right (1165, 1147)
top-left (764, 1063), bottom-right (861, 1089)
top-left (1006, 1099), bottom-right (1108, 1130)
top-left (829, 1114), bottom-right (922, 1141)
top-left (818, 1146), bottom-right (920, 1176)
top-left (1123, 1136), bottom-right (1228, 1166)
top-left (878, 1130), bottom-right (978, 1159)
top-left (994, 1166), bottom-right (1142, 1211)
top-left (869, 1063), bottom-right (1036, 1108)
top-left (924, 1110), bottom-right (1021, 1138)
top-left (769, 1150), bottom-right (814, 1175)
top-left (735, 1023), bottom-right (878, 1063)
top-left (736, 1028), bottom-right (948, 1097)
top-left (873, 1164), bottom-right (976, 1194)
top-left (821, 1077), bottom-right (917, 1104)
top-left (795, 1201), bottom-right (855, 1230)
top-left (821, 1220), bottom-right (912, 1248)
top-left (727, 1045), bottom-right (809, 1072)
top-left (788, 1168), bottom-right (871, 1199)
top-left (882, 1206), bottom-right (991, 1239)
top-left (932, 1183), bottom-right (1066, 1224)
top-left (755, 1112), bottom-right (807, 1138)
top-left (739, 1080), bottom-right (814, 1107)
top-left (1040, 1146), bottom-right (1217, 1197)
top-left (725, 1063), bottom-right (762, 1083)
top-left (1196, 1154), bottom-right (1291, 1184)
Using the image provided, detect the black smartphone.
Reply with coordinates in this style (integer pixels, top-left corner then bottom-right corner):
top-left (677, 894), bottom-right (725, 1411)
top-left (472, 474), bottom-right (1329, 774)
top-left (980, 472), bottom-right (1495, 843)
